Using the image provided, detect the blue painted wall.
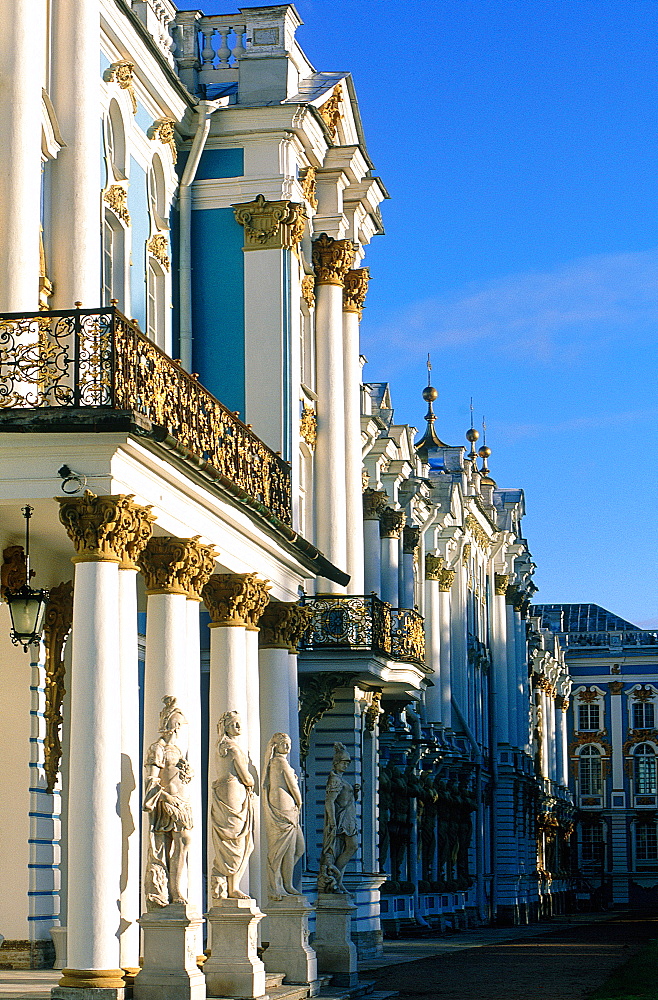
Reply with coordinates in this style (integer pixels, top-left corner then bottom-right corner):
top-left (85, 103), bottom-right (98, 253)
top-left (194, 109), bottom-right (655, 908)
top-left (191, 207), bottom-right (245, 415)
top-left (128, 158), bottom-right (149, 331)
top-left (177, 147), bottom-right (244, 181)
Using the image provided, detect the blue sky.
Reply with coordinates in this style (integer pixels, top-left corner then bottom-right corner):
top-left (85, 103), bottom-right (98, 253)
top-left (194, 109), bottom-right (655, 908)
top-left (179, 0), bottom-right (658, 626)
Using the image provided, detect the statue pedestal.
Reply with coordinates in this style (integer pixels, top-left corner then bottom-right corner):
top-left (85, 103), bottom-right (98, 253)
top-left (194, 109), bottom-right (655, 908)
top-left (312, 893), bottom-right (357, 988)
top-left (263, 896), bottom-right (317, 990)
top-left (204, 899), bottom-right (266, 999)
top-left (134, 903), bottom-right (206, 1000)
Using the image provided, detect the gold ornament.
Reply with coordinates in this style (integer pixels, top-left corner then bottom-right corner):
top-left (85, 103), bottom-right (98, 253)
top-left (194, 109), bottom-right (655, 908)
top-left (242, 576), bottom-right (272, 630)
top-left (104, 61), bottom-right (138, 113)
top-left (104, 185), bottom-right (131, 225)
top-left (425, 553), bottom-right (444, 581)
top-left (148, 118), bottom-right (177, 163)
top-left (147, 234), bottom-right (170, 271)
top-left (312, 233), bottom-right (356, 286)
top-left (1, 544), bottom-right (32, 598)
top-left (362, 487), bottom-right (388, 521)
top-left (258, 601), bottom-right (311, 651)
top-left (317, 83), bottom-right (343, 137)
top-left (439, 567), bottom-right (456, 592)
top-left (608, 681), bottom-right (624, 695)
top-left (203, 572), bottom-right (265, 627)
top-left (43, 580), bottom-right (73, 793)
top-left (494, 573), bottom-right (510, 596)
top-left (380, 507), bottom-right (405, 539)
top-left (402, 525), bottom-right (420, 555)
top-left (139, 536), bottom-right (217, 599)
top-left (233, 194), bottom-right (306, 251)
top-left (301, 274), bottom-right (315, 308)
top-left (462, 542), bottom-right (471, 565)
top-left (57, 491), bottom-right (154, 564)
top-left (300, 165), bottom-right (318, 209)
top-left (465, 513), bottom-right (491, 550)
top-left (365, 689), bottom-right (383, 732)
top-left (300, 404), bottom-right (317, 448)
top-left (343, 268), bottom-right (370, 316)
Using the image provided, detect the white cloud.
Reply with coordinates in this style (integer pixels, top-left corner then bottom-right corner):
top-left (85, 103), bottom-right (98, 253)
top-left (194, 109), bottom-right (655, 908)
top-left (365, 250), bottom-right (658, 366)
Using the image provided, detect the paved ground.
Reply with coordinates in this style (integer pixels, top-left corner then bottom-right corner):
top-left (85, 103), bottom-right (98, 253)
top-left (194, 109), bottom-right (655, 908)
top-left (366, 911), bottom-right (658, 1000)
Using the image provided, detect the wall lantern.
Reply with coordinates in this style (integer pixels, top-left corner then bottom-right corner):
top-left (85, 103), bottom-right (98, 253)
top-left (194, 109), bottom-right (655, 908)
top-left (6, 506), bottom-right (49, 652)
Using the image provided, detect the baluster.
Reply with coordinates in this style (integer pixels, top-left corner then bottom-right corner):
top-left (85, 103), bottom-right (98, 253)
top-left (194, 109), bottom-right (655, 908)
top-left (216, 28), bottom-right (231, 68)
top-left (232, 25), bottom-right (246, 60)
top-left (201, 27), bottom-right (215, 67)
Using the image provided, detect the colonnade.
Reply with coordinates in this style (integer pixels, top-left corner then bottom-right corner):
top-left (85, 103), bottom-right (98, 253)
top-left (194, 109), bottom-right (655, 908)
top-left (56, 491), bottom-right (309, 988)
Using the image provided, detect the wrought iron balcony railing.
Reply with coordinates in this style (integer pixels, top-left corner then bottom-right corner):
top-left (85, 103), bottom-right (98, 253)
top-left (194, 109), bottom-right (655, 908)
top-left (0, 306), bottom-right (291, 525)
top-left (299, 594), bottom-right (426, 668)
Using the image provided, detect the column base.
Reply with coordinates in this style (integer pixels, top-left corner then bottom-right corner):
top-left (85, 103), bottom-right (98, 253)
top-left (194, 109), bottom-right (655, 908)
top-left (204, 899), bottom-right (266, 999)
top-left (312, 893), bottom-right (357, 988)
top-left (52, 990), bottom-right (124, 1000)
top-left (263, 895), bottom-right (317, 987)
top-left (56, 970), bottom-right (126, 990)
top-left (134, 903), bottom-right (206, 1000)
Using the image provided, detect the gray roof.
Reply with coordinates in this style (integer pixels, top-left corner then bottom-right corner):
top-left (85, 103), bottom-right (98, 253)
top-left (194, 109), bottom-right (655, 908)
top-left (532, 603), bottom-right (640, 633)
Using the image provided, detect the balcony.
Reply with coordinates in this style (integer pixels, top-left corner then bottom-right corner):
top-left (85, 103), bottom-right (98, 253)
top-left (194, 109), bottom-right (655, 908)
top-left (299, 594), bottom-right (426, 668)
top-left (0, 305), bottom-right (291, 525)
top-left (560, 630), bottom-right (658, 650)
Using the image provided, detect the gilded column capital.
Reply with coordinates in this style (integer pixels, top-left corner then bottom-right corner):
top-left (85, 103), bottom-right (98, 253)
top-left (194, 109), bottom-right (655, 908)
top-left (555, 695), bottom-right (569, 711)
top-left (57, 491), bottom-right (154, 565)
top-left (609, 681), bottom-right (624, 695)
top-left (402, 525), bottom-right (420, 555)
top-left (425, 553), bottom-right (444, 581)
top-left (343, 268), bottom-right (370, 316)
top-left (242, 576), bottom-right (272, 630)
top-left (233, 194), bottom-right (306, 251)
top-left (103, 60), bottom-right (137, 113)
top-left (363, 488), bottom-right (388, 521)
top-left (312, 233), bottom-right (357, 286)
top-left (494, 573), bottom-right (510, 596)
top-left (203, 572), bottom-right (264, 627)
top-left (138, 535), bottom-right (217, 597)
top-left (439, 567), bottom-right (456, 592)
top-left (380, 507), bottom-right (406, 539)
top-left (259, 601), bottom-right (311, 652)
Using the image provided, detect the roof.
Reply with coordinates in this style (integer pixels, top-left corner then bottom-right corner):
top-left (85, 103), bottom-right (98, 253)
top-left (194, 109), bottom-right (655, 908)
top-left (532, 603), bottom-right (640, 634)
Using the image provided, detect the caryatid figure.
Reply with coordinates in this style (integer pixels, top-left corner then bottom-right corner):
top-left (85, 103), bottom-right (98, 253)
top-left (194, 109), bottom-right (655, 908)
top-left (262, 732), bottom-right (305, 900)
top-left (210, 710), bottom-right (256, 900)
top-left (318, 743), bottom-right (360, 893)
top-left (143, 696), bottom-right (193, 909)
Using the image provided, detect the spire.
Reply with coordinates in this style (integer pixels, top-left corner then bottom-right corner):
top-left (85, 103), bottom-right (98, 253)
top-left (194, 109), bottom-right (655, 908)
top-left (465, 396), bottom-right (480, 464)
top-left (478, 416), bottom-right (495, 486)
top-left (415, 353), bottom-right (449, 462)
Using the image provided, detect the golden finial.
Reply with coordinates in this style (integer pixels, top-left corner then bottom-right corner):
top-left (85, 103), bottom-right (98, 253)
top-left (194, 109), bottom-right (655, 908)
top-left (416, 353), bottom-right (447, 461)
top-left (465, 397), bottom-right (480, 463)
top-left (478, 416), bottom-right (492, 479)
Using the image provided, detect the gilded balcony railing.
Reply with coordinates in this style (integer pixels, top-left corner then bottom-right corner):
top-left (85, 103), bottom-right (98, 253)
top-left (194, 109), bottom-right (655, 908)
top-left (299, 594), bottom-right (426, 667)
top-left (0, 306), bottom-right (291, 524)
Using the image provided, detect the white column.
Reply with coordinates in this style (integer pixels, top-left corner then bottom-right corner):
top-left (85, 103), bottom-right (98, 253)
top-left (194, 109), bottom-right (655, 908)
top-left (57, 493), bottom-right (151, 989)
top-left (245, 621), bottom-right (263, 907)
top-left (186, 597), bottom-right (204, 954)
top-left (380, 508), bottom-right (404, 607)
top-left (491, 574), bottom-right (510, 745)
top-left (312, 235), bottom-right (356, 591)
top-left (609, 682), bottom-right (625, 790)
top-left (50, 0), bottom-right (101, 307)
top-left (540, 687), bottom-right (550, 779)
top-left (555, 696), bottom-right (567, 787)
top-left (505, 599), bottom-right (520, 748)
top-left (451, 560), bottom-right (468, 714)
top-left (0, 0), bottom-right (45, 310)
top-left (342, 270), bottom-right (369, 595)
top-left (402, 526), bottom-right (419, 610)
top-left (288, 653), bottom-right (301, 777)
top-left (118, 566), bottom-right (141, 975)
top-left (514, 609), bottom-right (529, 750)
top-left (439, 570), bottom-right (455, 728)
top-left (423, 556), bottom-right (442, 724)
top-left (143, 592), bottom-right (189, 744)
top-left (363, 489), bottom-right (387, 596)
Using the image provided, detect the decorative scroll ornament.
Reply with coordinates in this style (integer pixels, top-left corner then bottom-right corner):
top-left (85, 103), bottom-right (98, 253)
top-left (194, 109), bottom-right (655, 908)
top-left (425, 553), bottom-right (444, 581)
top-left (57, 491), bottom-right (154, 564)
top-left (343, 268), bottom-right (370, 316)
top-left (44, 580), bottom-right (74, 793)
top-left (121, 504), bottom-right (158, 571)
top-left (104, 60), bottom-right (137, 113)
top-left (569, 732), bottom-right (612, 756)
top-left (1, 545), bottom-right (33, 598)
top-left (465, 513), bottom-right (492, 550)
top-left (632, 685), bottom-right (654, 701)
top-left (147, 234), bottom-right (170, 271)
top-left (300, 165), bottom-right (318, 209)
top-left (317, 83), bottom-right (343, 137)
top-left (312, 233), bottom-right (357, 286)
top-left (362, 487), bottom-right (388, 521)
top-left (462, 542), bottom-right (471, 565)
top-left (242, 576), bottom-right (272, 630)
top-left (608, 681), bottom-right (624, 695)
top-left (232, 194), bottom-right (306, 251)
top-left (439, 567), bottom-right (456, 592)
top-left (494, 573), bottom-right (510, 597)
top-left (577, 687), bottom-right (599, 703)
top-left (299, 672), bottom-right (357, 762)
top-left (623, 728), bottom-right (658, 755)
top-left (365, 690), bottom-right (383, 732)
top-left (139, 535), bottom-right (218, 598)
top-left (403, 525), bottom-right (420, 555)
top-left (259, 601), bottom-right (311, 652)
top-left (104, 185), bottom-right (131, 225)
top-left (203, 572), bottom-right (266, 627)
top-left (300, 404), bottom-right (317, 448)
top-left (301, 274), bottom-right (315, 308)
top-left (380, 507), bottom-right (406, 539)
top-left (148, 118), bottom-right (177, 163)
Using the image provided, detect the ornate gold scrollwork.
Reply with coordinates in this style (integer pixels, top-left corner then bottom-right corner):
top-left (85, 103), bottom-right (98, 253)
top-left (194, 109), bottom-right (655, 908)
top-left (312, 233), bottom-right (357, 287)
top-left (147, 234), bottom-right (170, 271)
top-left (202, 572), bottom-right (268, 627)
top-left (104, 60), bottom-right (138, 114)
top-left (494, 573), bottom-right (510, 596)
top-left (300, 165), bottom-right (318, 209)
top-left (258, 601), bottom-right (311, 652)
top-left (343, 268), bottom-right (370, 317)
top-left (380, 507), bottom-right (405, 539)
top-left (362, 487), bottom-right (388, 521)
top-left (57, 491), bottom-right (154, 564)
top-left (104, 185), bottom-right (131, 225)
top-left (425, 553), bottom-right (444, 581)
top-left (233, 194), bottom-right (306, 251)
top-left (365, 689), bottom-right (383, 733)
top-left (44, 581), bottom-right (74, 793)
top-left (301, 274), bottom-right (315, 308)
top-left (465, 513), bottom-right (492, 550)
top-left (299, 671), bottom-right (356, 761)
top-left (148, 118), bottom-right (177, 163)
top-left (300, 404), bottom-right (317, 448)
top-left (402, 525), bottom-right (420, 555)
top-left (317, 83), bottom-right (343, 137)
top-left (139, 535), bottom-right (218, 599)
top-left (1, 545), bottom-right (32, 597)
top-left (439, 567), bottom-right (456, 592)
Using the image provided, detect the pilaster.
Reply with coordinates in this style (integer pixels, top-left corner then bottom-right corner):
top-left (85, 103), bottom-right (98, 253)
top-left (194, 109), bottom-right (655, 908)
top-left (342, 267), bottom-right (369, 595)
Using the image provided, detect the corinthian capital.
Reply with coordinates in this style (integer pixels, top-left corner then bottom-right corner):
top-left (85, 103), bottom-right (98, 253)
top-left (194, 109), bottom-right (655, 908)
top-left (494, 573), bottom-right (510, 596)
top-left (139, 536), bottom-right (217, 597)
top-left (439, 567), bottom-right (456, 592)
top-left (259, 601), bottom-right (311, 651)
top-left (425, 553), bottom-right (444, 581)
top-left (343, 268), bottom-right (370, 315)
top-left (312, 233), bottom-right (357, 286)
top-left (362, 488), bottom-right (388, 521)
top-left (380, 507), bottom-right (406, 539)
top-left (233, 194), bottom-right (306, 251)
top-left (203, 572), bottom-right (268, 627)
top-left (58, 491), bottom-right (155, 564)
top-left (403, 525), bottom-right (420, 555)
top-left (243, 576), bottom-right (272, 629)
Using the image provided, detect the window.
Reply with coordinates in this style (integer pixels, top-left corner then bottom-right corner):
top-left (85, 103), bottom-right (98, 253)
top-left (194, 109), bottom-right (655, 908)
top-left (578, 703), bottom-right (600, 731)
top-left (634, 744), bottom-right (657, 795)
top-left (580, 823), bottom-right (603, 862)
top-left (579, 745), bottom-right (603, 796)
top-left (636, 822), bottom-right (658, 862)
top-left (147, 259), bottom-right (165, 347)
top-left (633, 701), bottom-right (655, 730)
top-left (102, 214), bottom-right (123, 308)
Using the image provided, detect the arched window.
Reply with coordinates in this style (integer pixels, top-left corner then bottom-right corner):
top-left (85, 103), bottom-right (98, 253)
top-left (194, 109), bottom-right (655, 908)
top-left (106, 99), bottom-right (126, 181)
top-left (102, 213), bottom-right (124, 308)
top-left (634, 744), bottom-right (657, 795)
top-left (147, 259), bottom-right (166, 347)
top-left (579, 745), bottom-right (603, 796)
top-left (148, 156), bottom-right (166, 225)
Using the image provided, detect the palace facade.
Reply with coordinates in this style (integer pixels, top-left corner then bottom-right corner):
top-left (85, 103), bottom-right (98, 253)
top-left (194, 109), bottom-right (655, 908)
top-left (0, 0), bottom-right (572, 988)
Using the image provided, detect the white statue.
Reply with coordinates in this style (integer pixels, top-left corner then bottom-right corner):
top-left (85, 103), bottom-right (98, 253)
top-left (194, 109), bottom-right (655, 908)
top-left (143, 696), bottom-right (193, 909)
top-left (263, 733), bottom-right (304, 900)
top-left (211, 710), bottom-right (256, 900)
top-left (318, 743), bottom-right (360, 894)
